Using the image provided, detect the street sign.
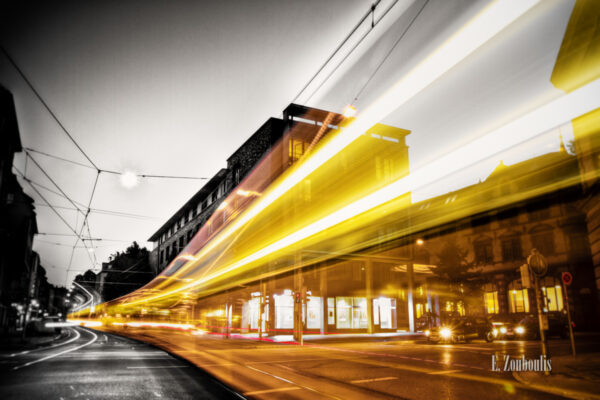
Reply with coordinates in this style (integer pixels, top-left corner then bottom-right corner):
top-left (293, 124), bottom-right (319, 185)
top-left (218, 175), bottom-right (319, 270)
top-left (562, 271), bottom-right (573, 286)
top-left (527, 249), bottom-right (548, 277)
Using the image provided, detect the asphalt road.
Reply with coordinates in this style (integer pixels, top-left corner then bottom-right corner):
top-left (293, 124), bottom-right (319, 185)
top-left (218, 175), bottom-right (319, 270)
top-left (102, 328), bottom-right (599, 400)
top-left (0, 326), bottom-right (242, 400)
top-left (2, 326), bottom-right (597, 399)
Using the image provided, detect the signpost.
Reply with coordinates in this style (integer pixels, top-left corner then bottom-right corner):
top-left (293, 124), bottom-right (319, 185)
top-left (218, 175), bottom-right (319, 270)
top-left (561, 272), bottom-right (576, 356)
top-left (527, 249), bottom-right (550, 375)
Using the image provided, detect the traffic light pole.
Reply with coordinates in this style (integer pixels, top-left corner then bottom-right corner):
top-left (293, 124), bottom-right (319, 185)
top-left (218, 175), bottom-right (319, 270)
top-left (562, 280), bottom-right (576, 356)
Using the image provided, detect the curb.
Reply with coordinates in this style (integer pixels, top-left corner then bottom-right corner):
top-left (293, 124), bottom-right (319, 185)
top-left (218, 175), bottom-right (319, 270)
top-left (512, 370), bottom-right (600, 400)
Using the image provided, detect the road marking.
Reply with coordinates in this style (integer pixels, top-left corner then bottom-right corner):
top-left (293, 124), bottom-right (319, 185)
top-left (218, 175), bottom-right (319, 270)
top-left (10, 328), bottom-right (78, 357)
top-left (13, 328), bottom-right (97, 370)
top-left (127, 365), bottom-right (188, 369)
top-left (243, 387), bottom-right (302, 396)
top-left (246, 365), bottom-right (294, 384)
top-left (351, 377), bottom-right (398, 384)
top-left (428, 369), bottom-right (462, 375)
top-left (153, 392), bottom-right (162, 397)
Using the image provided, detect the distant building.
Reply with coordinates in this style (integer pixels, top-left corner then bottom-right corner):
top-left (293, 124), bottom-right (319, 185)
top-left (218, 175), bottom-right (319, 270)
top-left (407, 145), bottom-right (598, 330)
top-left (0, 86), bottom-right (39, 334)
top-left (148, 104), bottom-right (346, 274)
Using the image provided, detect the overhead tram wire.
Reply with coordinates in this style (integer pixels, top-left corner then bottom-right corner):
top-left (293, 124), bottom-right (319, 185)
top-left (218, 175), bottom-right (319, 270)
top-left (13, 166), bottom-right (96, 270)
top-left (303, 0), bottom-right (401, 104)
top-left (24, 151), bottom-right (87, 217)
top-left (292, 0), bottom-right (383, 104)
top-left (23, 147), bottom-right (97, 170)
top-left (352, 0), bottom-right (430, 105)
top-left (25, 147), bottom-right (208, 180)
top-left (1, 46), bottom-right (99, 171)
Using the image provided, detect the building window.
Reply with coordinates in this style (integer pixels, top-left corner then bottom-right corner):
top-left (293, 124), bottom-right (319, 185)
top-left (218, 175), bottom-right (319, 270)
top-left (179, 237), bottom-right (184, 251)
top-left (289, 138), bottom-right (308, 164)
top-left (473, 238), bottom-right (494, 264)
top-left (530, 227), bottom-right (554, 255)
top-left (375, 156), bottom-right (394, 182)
top-left (187, 230), bottom-right (193, 243)
top-left (509, 289), bottom-right (529, 313)
top-left (541, 286), bottom-right (564, 312)
top-left (501, 234), bottom-right (522, 261)
top-left (336, 297), bottom-right (367, 329)
top-left (484, 291), bottom-right (499, 314)
top-left (160, 250), bottom-right (164, 264)
top-left (527, 204), bottom-right (550, 222)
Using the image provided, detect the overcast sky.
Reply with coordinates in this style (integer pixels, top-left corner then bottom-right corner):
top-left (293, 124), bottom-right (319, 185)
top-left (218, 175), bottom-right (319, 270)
top-left (1, 0), bottom-right (577, 286)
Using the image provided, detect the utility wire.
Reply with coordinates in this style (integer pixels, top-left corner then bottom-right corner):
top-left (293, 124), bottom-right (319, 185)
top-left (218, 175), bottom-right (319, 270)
top-left (25, 146), bottom-right (208, 180)
top-left (353, 0), bottom-right (429, 103)
top-left (23, 147), bottom-right (97, 170)
top-left (292, 0), bottom-right (382, 103)
top-left (25, 152), bottom-right (86, 216)
top-left (304, 0), bottom-right (400, 104)
top-left (1, 46), bottom-right (99, 170)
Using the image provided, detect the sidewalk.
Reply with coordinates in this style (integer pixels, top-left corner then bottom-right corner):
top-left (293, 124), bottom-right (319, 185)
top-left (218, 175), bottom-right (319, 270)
top-left (513, 353), bottom-right (600, 400)
top-left (0, 331), bottom-right (66, 354)
top-left (229, 331), bottom-right (424, 343)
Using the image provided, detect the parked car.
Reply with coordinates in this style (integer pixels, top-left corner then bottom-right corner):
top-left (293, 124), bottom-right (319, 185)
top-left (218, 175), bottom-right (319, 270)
top-left (518, 313), bottom-right (573, 339)
top-left (426, 316), bottom-right (495, 343)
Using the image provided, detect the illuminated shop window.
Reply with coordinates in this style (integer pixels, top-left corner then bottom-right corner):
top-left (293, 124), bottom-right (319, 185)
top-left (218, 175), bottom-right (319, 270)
top-left (374, 297), bottom-right (396, 329)
top-left (509, 289), bottom-right (529, 313)
top-left (336, 297), bottom-right (367, 329)
top-left (274, 293), bottom-right (294, 330)
top-left (484, 291), bottom-right (499, 314)
top-left (306, 296), bottom-right (322, 330)
top-left (416, 303), bottom-right (424, 319)
top-left (542, 286), bottom-right (564, 312)
top-left (327, 298), bottom-right (335, 325)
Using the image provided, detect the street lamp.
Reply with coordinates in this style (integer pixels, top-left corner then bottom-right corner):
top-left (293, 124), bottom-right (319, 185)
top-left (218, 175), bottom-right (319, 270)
top-left (120, 170), bottom-right (139, 188)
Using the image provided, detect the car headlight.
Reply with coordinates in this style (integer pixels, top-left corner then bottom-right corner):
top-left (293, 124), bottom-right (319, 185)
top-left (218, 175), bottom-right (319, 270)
top-left (425, 330), bottom-right (430, 336)
top-left (500, 326), bottom-right (507, 334)
top-left (440, 328), bottom-right (452, 339)
top-left (515, 326), bottom-right (525, 335)
top-left (493, 328), bottom-right (498, 337)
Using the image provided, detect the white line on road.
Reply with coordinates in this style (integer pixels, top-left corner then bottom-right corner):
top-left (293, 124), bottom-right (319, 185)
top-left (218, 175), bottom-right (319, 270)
top-left (428, 369), bottom-right (462, 375)
top-left (10, 328), bottom-right (78, 357)
top-left (243, 387), bottom-right (302, 396)
top-left (127, 365), bottom-right (188, 369)
top-left (13, 328), bottom-right (98, 370)
top-left (351, 377), bottom-right (398, 384)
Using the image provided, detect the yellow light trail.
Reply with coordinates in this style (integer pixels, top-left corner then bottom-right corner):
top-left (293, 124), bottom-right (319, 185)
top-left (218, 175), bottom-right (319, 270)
top-left (134, 0), bottom-right (541, 293)
top-left (122, 74), bottom-right (600, 307)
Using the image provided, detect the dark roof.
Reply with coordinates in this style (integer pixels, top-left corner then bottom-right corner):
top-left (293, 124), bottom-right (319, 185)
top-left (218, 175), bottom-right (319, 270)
top-left (147, 168), bottom-right (228, 241)
top-left (226, 117), bottom-right (284, 163)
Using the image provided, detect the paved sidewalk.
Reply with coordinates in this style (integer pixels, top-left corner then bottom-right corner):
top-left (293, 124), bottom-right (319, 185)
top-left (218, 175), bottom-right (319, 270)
top-left (514, 352), bottom-right (600, 400)
top-left (0, 331), bottom-right (66, 354)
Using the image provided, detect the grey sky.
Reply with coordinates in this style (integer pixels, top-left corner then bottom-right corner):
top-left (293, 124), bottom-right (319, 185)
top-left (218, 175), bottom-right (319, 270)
top-left (1, 0), bottom-right (578, 286)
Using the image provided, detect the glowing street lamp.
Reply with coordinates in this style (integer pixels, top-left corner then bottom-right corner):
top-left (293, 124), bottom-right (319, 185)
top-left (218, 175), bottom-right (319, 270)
top-left (120, 170), bottom-right (139, 188)
top-left (342, 104), bottom-right (357, 118)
